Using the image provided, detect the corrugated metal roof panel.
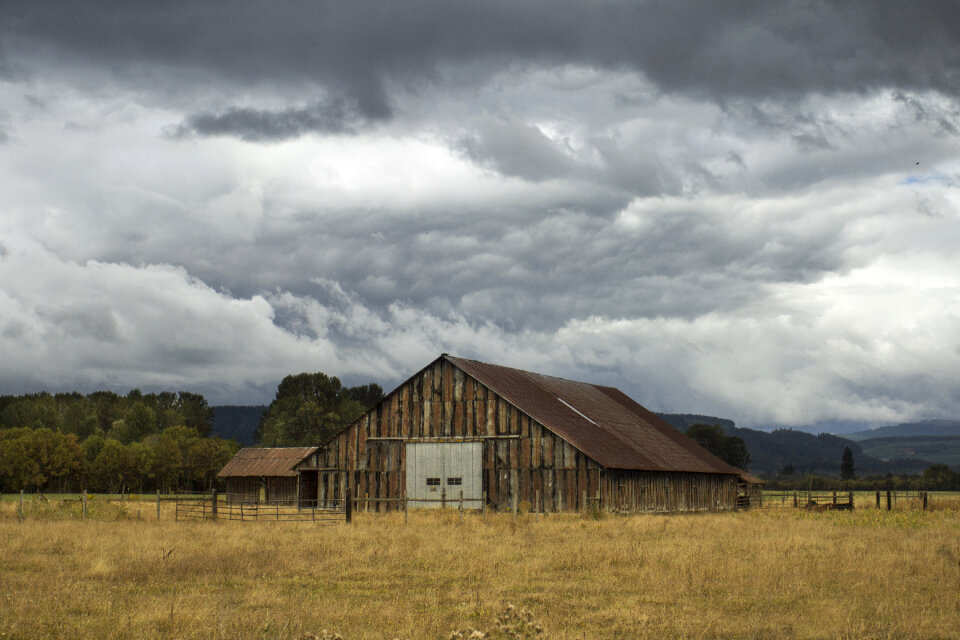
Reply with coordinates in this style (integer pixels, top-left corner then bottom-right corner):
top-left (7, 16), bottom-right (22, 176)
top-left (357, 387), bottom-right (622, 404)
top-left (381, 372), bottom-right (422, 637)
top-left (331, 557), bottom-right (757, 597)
top-left (446, 356), bottom-right (742, 475)
top-left (217, 447), bottom-right (318, 478)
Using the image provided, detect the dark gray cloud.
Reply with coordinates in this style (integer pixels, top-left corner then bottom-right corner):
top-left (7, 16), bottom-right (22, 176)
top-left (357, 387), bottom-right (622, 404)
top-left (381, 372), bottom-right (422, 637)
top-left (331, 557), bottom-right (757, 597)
top-left (455, 118), bottom-right (576, 182)
top-left (171, 99), bottom-right (362, 141)
top-left (3, 1), bottom-right (960, 122)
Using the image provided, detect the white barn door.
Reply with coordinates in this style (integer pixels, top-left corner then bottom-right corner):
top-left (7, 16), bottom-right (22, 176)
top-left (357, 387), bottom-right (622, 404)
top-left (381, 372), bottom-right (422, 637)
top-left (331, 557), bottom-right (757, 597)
top-left (406, 442), bottom-right (482, 509)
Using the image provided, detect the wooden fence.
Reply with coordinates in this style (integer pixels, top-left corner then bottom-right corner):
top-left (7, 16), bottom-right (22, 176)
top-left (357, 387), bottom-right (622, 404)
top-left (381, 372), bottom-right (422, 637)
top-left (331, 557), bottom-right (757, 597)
top-left (174, 491), bottom-right (347, 524)
top-left (760, 491), bottom-right (855, 510)
top-left (761, 490), bottom-right (935, 511)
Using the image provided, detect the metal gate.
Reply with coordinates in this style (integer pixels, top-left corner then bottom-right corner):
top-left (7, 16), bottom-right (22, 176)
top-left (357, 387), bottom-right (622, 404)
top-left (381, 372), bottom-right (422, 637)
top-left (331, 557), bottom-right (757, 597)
top-left (405, 442), bottom-right (482, 509)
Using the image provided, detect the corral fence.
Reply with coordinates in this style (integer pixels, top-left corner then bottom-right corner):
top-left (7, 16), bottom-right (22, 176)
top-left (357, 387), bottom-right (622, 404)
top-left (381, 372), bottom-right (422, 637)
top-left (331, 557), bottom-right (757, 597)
top-left (761, 491), bottom-right (855, 510)
top-left (761, 490), bottom-right (934, 511)
top-left (174, 490), bottom-right (348, 524)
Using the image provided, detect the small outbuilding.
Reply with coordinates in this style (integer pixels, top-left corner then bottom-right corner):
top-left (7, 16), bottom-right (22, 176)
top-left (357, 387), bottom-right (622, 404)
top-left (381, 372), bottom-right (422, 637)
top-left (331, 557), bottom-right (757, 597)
top-left (216, 446), bottom-right (318, 505)
top-left (737, 471), bottom-right (765, 508)
top-left (296, 354), bottom-right (754, 513)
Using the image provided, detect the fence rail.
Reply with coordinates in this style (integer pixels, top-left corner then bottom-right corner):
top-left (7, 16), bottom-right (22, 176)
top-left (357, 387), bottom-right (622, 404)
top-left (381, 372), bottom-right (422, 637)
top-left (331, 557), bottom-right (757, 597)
top-left (174, 491), bottom-right (347, 524)
top-left (761, 490), bottom-right (935, 511)
top-left (760, 491), bottom-right (855, 510)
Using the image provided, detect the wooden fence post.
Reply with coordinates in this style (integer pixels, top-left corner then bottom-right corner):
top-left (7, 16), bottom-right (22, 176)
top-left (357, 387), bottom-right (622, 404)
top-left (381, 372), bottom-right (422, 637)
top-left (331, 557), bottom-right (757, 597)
top-left (345, 491), bottom-right (352, 524)
top-left (211, 489), bottom-right (218, 520)
top-left (886, 490), bottom-right (892, 511)
top-left (18, 490), bottom-right (24, 523)
top-left (848, 491), bottom-right (854, 510)
top-left (875, 490), bottom-right (880, 508)
top-left (512, 491), bottom-right (518, 520)
top-left (923, 491), bottom-right (928, 511)
top-left (403, 496), bottom-right (408, 524)
top-left (793, 491), bottom-right (798, 508)
top-left (82, 490), bottom-right (87, 520)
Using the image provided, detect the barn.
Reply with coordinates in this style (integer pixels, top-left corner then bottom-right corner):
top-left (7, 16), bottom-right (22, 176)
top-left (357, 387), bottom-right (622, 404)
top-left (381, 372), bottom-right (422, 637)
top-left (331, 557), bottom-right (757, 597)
top-left (297, 354), bottom-right (755, 513)
top-left (216, 447), bottom-right (318, 505)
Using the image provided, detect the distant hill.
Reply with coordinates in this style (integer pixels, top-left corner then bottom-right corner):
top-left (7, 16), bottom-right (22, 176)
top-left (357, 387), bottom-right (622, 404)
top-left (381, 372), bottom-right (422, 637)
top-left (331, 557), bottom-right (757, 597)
top-left (655, 413), bottom-right (931, 475)
top-left (210, 405), bottom-right (267, 445)
top-left (725, 427), bottom-right (929, 475)
top-left (846, 419), bottom-right (960, 441)
top-left (656, 414), bottom-right (735, 431)
top-left (858, 435), bottom-right (960, 469)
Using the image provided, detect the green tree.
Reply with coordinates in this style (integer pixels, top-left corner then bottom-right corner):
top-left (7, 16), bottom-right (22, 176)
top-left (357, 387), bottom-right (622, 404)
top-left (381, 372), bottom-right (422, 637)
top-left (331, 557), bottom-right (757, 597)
top-left (921, 464), bottom-right (958, 490)
top-left (0, 429), bottom-right (42, 491)
top-left (185, 437), bottom-right (235, 490)
top-left (29, 428), bottom-right (83, 492)
top-left (124, 401), bottom-right (157, 441)
top-left (91, 439), bottom-right (136, 493)
top-left (255, 372), bottom-right (382, 446)
top-left (88, 391), bottom-right (123, 433)
top-left (129, 442), bottom-right (158, 492)
top-left (62, 401), bottom-right (99, 439)
top-left (107, 418), bottom-right (135, 445)
top-left (150, 434), bottom-right (183, 492)
top-left (685, 423), bottom-right (752, 470)
top-left (177, 392), bottom-right (214, 437)
top-left (150, 425), bottom-right (203, 490)
top-left (841, 446), bottom-right (855, 480)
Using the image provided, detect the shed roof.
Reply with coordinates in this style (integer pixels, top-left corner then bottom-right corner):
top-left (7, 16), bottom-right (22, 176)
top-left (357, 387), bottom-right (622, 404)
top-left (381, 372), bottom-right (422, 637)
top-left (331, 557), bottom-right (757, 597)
top-left (445, 355), bottom-right (744, 476)
top-left (217, 447), bottom-right (318, 478)
top-left (738, 471), bottom-right (765, 485)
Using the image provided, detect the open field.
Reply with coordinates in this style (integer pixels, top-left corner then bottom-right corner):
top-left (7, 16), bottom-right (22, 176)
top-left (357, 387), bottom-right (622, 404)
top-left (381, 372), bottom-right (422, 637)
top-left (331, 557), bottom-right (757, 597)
top-left (2, 502), bottom-right (960, 639)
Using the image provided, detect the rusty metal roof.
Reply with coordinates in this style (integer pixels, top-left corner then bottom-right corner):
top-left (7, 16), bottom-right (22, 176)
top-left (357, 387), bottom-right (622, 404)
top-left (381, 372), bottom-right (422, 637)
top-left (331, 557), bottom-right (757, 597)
top-left (446, 355), bottom-right (743, 476)
top-left (217, 447), bottom-right (318, 478)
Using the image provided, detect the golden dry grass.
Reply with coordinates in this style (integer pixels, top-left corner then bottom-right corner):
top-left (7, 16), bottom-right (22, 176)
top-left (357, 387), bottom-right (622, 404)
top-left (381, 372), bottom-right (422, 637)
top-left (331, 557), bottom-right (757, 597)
top-left (1, 501), bottom-right (959, 639)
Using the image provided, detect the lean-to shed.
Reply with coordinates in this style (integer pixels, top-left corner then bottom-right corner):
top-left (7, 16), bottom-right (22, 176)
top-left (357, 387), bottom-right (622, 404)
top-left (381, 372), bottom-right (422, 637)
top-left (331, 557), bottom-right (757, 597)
top-left (301, 354), bottom-right (753, 513)
top-left (217, 447), bottom-right (318, 505)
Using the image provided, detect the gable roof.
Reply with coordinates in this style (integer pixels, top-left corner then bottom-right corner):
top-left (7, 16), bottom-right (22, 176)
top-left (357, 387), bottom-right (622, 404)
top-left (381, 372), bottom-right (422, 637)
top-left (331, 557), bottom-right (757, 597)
top-left (217, 447), bottom-right (318, 478)
top-left (445, 355), bottom-right (743, 475)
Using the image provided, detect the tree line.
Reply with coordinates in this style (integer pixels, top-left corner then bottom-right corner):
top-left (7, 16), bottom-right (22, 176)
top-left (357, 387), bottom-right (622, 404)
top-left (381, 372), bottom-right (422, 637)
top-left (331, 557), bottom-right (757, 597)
top-left (762, 463), bottom-right (960, 491)
top-left (0, 390), bottom-right (235, 493)
top-left (0, 373), bottom-right (386, 494)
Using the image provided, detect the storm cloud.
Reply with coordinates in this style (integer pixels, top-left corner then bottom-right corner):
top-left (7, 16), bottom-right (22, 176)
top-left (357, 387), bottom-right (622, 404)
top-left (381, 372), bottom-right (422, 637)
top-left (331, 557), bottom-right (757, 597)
top-left (172, 99), bottom-right (365, 141)
top-left (1, 2), bottom-right (959, 429)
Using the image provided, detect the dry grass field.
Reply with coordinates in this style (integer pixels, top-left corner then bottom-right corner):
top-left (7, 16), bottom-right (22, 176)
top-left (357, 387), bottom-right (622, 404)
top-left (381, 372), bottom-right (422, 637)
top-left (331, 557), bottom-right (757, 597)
top-left (1, 498), bottom-right (959, 639)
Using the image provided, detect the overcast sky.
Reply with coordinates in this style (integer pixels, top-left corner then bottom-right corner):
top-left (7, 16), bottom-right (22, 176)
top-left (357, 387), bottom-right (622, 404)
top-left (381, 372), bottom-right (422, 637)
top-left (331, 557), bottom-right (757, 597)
top-left (1, 2), bottom-right (959, 430)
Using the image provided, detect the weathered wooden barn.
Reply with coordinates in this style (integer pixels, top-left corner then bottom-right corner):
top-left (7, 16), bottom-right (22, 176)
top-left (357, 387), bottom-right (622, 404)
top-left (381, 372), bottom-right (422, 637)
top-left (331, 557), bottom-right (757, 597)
top-left (217, 447), bottom-right (318, 505)
top-left (300, 354), bottom-right (755, 513)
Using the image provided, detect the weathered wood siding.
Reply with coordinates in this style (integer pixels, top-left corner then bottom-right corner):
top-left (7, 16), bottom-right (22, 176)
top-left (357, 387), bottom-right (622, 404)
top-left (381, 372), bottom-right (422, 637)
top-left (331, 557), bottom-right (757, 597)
top-left (313, 358), bottom-right (738, 513)
top-left (265, 477), bottom-right (297, 504)
top-left (601, 470), bottom-right (737, 513)
top-left (225, 477), bottom-right (260, 504)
